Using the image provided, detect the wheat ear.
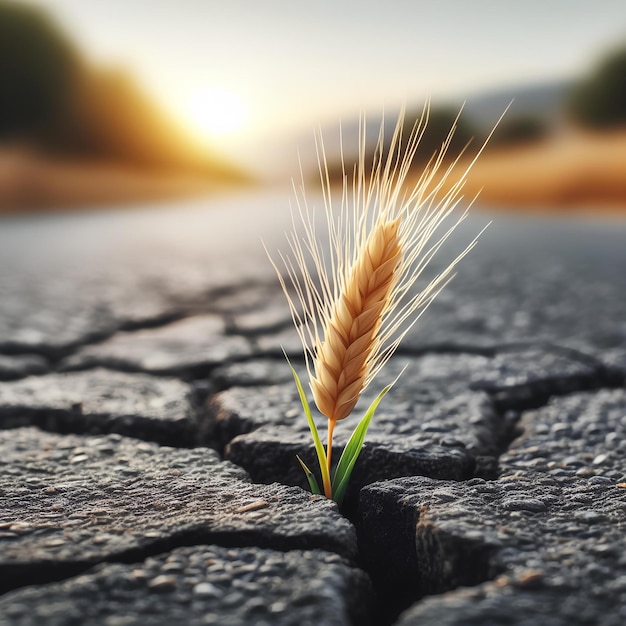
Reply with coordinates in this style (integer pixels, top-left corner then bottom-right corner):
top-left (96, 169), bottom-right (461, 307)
top-left (311, 216), bottom-right (402, 473)
top-left (269, 104), bottom-right (502, 500)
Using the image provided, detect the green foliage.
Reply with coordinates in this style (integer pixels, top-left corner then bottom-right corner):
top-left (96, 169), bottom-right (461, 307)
top-left (296, 456), bottom-right (321, 495)
top-left (291, 361), bottom-right (393, 505)
top-left (0, 1), bottom-right (81, 139)
top-left (331, 384), bottom-right (392, 506)
top-left (289, 364), bottom-right (331, 498)
top-left (568, 47), bottom-right (626, 128)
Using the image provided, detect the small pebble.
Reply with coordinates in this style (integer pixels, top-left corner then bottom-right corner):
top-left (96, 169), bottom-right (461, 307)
top-left (147, 575), bottom-right (177, 592)
top-left (575, 467), bottom-right (596, 478)
top-left (516, 570), bottom-right (544, 589)
top-left (193, 582), bottom-right (223, 598)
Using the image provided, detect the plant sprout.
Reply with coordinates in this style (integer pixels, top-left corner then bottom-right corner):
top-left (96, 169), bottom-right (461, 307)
top-left (269, 105), bottom-right (498, 504)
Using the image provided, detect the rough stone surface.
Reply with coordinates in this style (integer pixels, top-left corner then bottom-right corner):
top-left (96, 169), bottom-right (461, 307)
top-left (62, 315), bottom-right (251, 378)
top-left (358, 377), bottom-right (626, 623)
top-left (0, 428), bottom-right (357, 594)
top-left (362, 473), bottom-right (626, 626)
top-left (212, 358), bottom-right (295, 389)
top-left (227, 297), bottom-right (293, 336)
top-left (396, 581), bottom-right (626, 626)
top-left (0, 545), bottom-right (371, 626)
top-left (500, 388), bottom-right (626, 481)
top-left (2, 193), bottom-right (626, 625)
top-left (0, 354), bottom-right (48, 381)
top-left (0, 369), bottom-right (207, 446)
top-left (402, 215), bottom-right (626, 353)
top-left (467, 347), bottom-right (608, 411)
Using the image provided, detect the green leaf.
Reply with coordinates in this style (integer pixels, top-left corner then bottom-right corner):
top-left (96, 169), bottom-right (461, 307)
top-left (296, 455), bottom-right (321, 495)
top-left (288, 362), bottom-right (332, 498)
top-left (331, 383), bottom-right (393, 505)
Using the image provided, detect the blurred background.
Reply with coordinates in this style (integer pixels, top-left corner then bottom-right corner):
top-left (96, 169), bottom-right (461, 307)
top-left (0, 0), bottom-right (625, 214)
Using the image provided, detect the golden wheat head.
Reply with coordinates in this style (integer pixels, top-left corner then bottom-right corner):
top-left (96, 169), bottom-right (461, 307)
top-left (270, 105), bottom-right (495, 445)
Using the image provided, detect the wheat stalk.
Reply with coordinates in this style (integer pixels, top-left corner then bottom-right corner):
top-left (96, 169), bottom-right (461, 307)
top-left (269, 104), bottom-right (499, 502)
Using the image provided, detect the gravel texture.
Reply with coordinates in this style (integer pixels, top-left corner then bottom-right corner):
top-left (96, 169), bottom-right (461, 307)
top-left (62, 315), bottom-right (251, 378)
top-left (0, 428), bottom-right (357, 594)
top-left (1, 194), bottom-right (626, 625)
top-left (358, 378), bottom-right (626, 623)
top-left (364, 472), bottom-right (626, 626)
top-left (0, 369), bottom-right (207, 446)
top-left (501, 388), bottom-right (626, 481)
top-left (0, 354), bottom-right (48, 381)
top-left (0, 545), bottom-right (371, 626)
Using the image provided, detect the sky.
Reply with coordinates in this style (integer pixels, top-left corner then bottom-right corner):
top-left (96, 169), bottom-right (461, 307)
top-left (27, 0), bottom-right (626, 174)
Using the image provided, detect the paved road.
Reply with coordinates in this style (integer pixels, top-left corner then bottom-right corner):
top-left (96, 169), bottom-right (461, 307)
top-left (0, 192), bottom-right (625, 625)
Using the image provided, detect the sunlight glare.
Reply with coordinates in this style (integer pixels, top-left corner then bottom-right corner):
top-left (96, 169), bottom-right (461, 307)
top-left (185, 87), bottom-right (248, 141)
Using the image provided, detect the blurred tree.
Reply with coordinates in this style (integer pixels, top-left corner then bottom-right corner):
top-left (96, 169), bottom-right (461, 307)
top-left (401, 107), bottom-right (476, 162)
top-left (0, 1), bottom-right (81, 140)
top-left (66, 68), bottom-right (248, 180)
top-left (0, 1), bottom-right (248, 183)
top-left (568, 47), bottom-right (626, 128)
top-left (322, 107), bottom-right (477, 185)
top-left (489, 115), bottom-right (549, 146)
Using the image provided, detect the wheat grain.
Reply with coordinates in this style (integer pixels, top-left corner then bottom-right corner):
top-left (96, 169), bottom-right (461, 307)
top-left (311, 215), bottom-right (402, 423)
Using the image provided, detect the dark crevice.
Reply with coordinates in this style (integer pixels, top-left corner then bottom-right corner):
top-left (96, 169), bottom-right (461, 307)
top-left (391, 339), bottom-right (618, 369)
top-left (0, 279), bottom-right (280, 366)
top-left (0, 310), bottom-right (189, 362)
top-left (0, 372), bottom-right (220, 451)
top-left (356, 487), bottom-right (502, 625)
top-left (476, 365), bottom-right (624, 416)
top-left (224, 316), bottom-right (294, 338)
top-left (0, 406), bottom-right (216, 450)
top-left (57, 351), bottom-right (255, 382)
top-left (113, 310), bottom-right (190, 334)
top-left (395, 343), bottom-right (498, 357)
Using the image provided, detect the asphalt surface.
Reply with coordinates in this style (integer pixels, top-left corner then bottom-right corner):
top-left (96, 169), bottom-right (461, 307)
top-left (0, 191), bottom-right (625, 625)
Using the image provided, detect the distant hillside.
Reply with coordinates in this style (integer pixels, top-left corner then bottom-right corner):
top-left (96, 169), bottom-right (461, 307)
top-left (283, 78), bottom-right (572, 181)
top-left (0, 1), bottom-right (249, 185)
top-left (286, 73), bottom-right (626, 210)
top-left (461, 80), bottom-right (572, 130)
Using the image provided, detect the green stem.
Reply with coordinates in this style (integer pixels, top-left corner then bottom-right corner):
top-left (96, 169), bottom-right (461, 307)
top-left (324, 419), bottom-right (336, 499)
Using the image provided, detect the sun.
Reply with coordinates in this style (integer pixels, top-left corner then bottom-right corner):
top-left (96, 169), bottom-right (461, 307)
top-left (185, 87), bottom-right (248, 141)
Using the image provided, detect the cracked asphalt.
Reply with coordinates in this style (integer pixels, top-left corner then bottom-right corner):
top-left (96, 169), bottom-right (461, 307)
top-left (0, 192), bottom-right (625, 625)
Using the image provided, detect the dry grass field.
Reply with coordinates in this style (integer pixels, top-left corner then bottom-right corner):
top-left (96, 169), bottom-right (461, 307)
top-left (459, 129), bottom-right (626, 213)
top-left (0, 130), bottom-right (624, 215)
top-left (0, 149), bottom-right (227, 213)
